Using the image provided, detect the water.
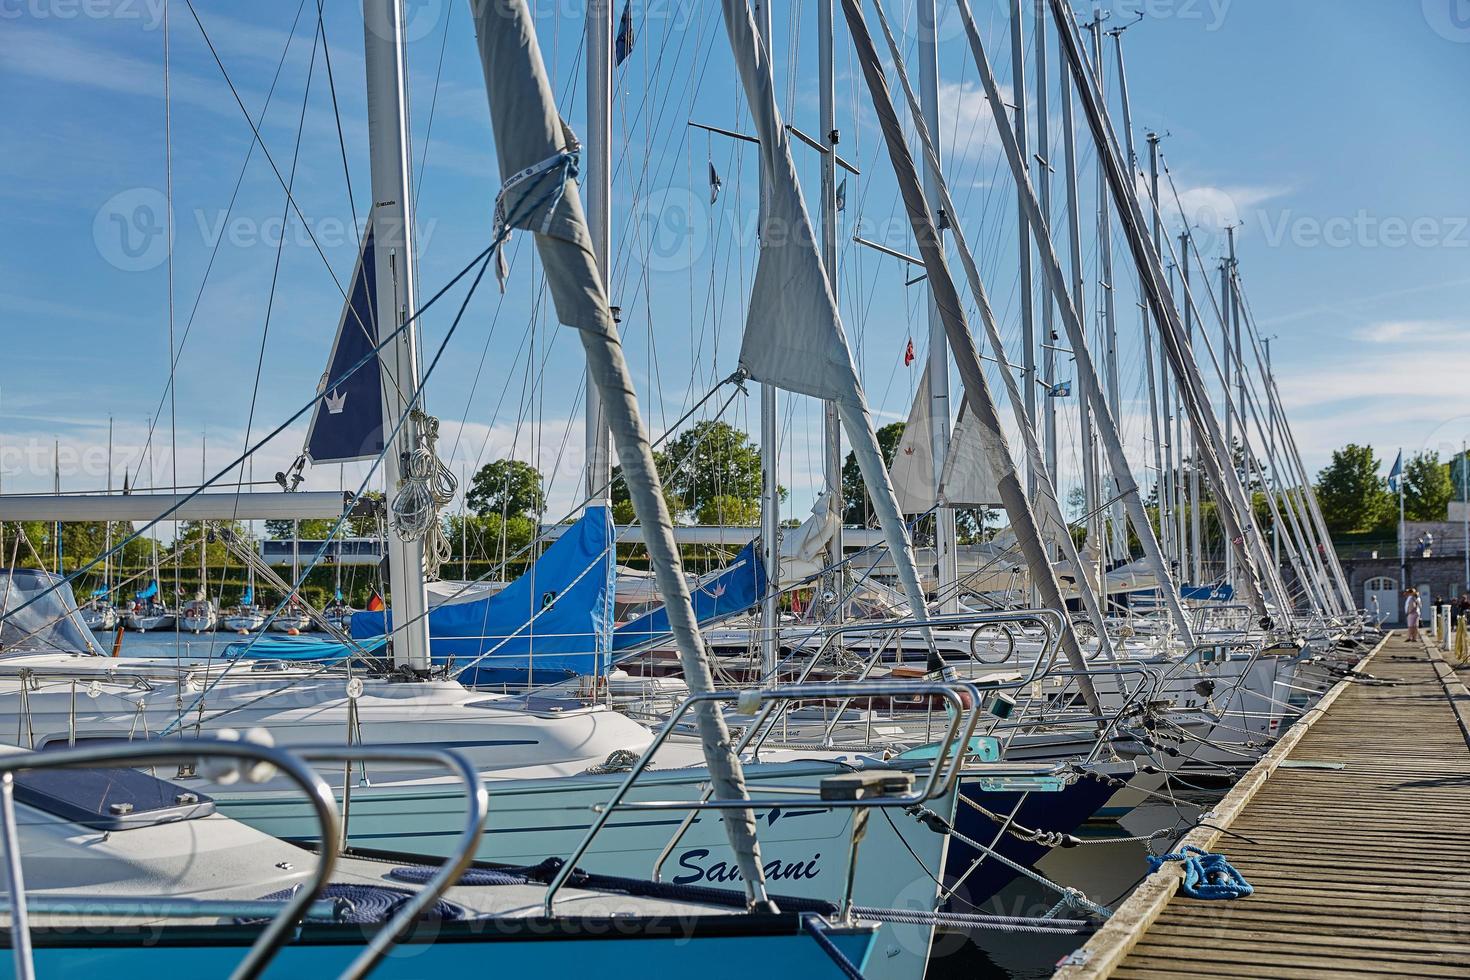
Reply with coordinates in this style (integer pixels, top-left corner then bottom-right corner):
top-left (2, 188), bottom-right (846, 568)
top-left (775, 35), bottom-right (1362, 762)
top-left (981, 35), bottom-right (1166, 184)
top-left (926, 798), bottom-right (1221, 979)
top-left (100, 628), bottom-right (323, 661)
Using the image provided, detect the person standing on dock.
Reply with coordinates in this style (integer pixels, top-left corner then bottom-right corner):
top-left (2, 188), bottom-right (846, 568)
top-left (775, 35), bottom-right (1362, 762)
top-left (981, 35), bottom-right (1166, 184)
top-left (1404, 587), bottom-right (1422, 641)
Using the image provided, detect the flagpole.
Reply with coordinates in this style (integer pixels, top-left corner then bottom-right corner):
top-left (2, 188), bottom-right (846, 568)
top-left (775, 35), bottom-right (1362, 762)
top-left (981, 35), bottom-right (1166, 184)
top-left (1397, 448), bottom-right (1405, 605)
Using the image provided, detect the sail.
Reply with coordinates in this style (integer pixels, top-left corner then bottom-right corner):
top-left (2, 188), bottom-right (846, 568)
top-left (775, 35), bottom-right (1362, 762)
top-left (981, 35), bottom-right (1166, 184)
top-left (135, 581), bottom-right (158, 601)
top-left (719, 0), bottom-right (932, 632)
top-left (469, 0), bottom-right (770, 901)
top-left (890, 362), bottom-right (1003, 514)
top-left (889, 362), bottom-right (936, 515)
top-left (940, 404), bottom-right (1003, 508)
top-left (352, 505), bottom-right (615, 682)
top-left (304, 218), bottom-right (385, 465)
top-left (613, 539), bottom-right (764, 653)
top-left (780, 491), bottom-right (841, 581)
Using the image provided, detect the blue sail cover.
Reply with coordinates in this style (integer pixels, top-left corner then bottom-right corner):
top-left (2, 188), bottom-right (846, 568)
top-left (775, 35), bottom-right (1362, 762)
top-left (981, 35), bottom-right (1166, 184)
top-left (135, 581), bottom-right (158, 601)
top-left (304, 219), bottom-right (385, 464)
top-left (612, 538), bottom-right (764, 654)
top-left (352, 506), bottom-right (616, 684)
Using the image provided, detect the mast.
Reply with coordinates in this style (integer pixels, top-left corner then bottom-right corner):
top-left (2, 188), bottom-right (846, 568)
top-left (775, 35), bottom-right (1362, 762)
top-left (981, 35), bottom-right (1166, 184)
top-left (52, 440), bottom-right (60, 574)
top-left (1180, 231), bottom-right (1202, 584)
top-left (920, 0), bottom-right (958, 612)
top-left (586, 0), bottom-right (613, 504)
top-left (1012, 0), bottom-right (1037, 511)
top-left (1087, 15), bottom-right (1125, 565)
top-left (1113, 28), bottom-right (1166, 577)
top-left (755, 0), bottom-right (781, 680)
top-left (1149, 133), bottom-right (1178, 576)
top-left (1222, 227), bottom-right (1236, 585)
top-left (1035, 0), bottom-right (1058, 489)
top-left (1061, 57), bottom-right (1102, 592)
top-left (817, 0), bottom-right (844, 596)
top-left (199, 433), bottom-right (207, 599)
top-left (363, 0), bottom-right (431, 670)
top-left (105, 417), bottom-right (113, 593)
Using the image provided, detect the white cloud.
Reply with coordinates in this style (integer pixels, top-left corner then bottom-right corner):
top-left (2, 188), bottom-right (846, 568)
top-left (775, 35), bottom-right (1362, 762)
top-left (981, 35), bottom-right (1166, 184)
top-left (1354, 319), bottom-right (1464, 345)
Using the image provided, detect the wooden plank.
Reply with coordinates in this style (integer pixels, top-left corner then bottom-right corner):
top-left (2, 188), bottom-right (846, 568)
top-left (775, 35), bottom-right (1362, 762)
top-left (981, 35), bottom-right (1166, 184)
top-left (1056, 633), bottom-right (1470, 979)
top-left (1050, 633), bottom-right (1391, 979)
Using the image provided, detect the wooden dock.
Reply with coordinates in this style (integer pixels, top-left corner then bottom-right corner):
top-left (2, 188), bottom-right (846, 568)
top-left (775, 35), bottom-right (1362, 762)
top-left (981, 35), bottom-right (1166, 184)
top-left (1054, 632), bottom-right (1470, 979)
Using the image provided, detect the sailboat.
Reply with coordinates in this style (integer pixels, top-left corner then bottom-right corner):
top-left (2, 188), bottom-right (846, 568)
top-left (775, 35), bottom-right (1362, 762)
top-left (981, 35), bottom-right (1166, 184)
top-left (125, 578), bottom-right (173, 632)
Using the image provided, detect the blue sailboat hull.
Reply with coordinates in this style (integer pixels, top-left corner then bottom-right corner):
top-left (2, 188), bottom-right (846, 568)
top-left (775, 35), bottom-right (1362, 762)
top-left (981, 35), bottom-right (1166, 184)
top-left (6, 919), bottom-right (875, 979)
top-left (942, 775), bottom-right (1118, 907)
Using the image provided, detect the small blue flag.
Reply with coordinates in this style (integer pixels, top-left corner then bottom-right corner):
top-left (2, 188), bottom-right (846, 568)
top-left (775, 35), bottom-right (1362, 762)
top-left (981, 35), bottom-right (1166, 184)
top-left (1387, 449), bottom-right (1403, 492)
top-left (614, 2), bottom-right (635, 66)
top-left (1048, 380), bottom-right (1073, 397)
top-left (709, 161), bottom-right (723, 204)
top-left (836, 177), bottom-right (847, 212)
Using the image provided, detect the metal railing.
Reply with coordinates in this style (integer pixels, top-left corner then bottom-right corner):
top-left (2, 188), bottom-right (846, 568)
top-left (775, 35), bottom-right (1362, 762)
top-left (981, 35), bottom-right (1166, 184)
top-left (0, 741), bottom-right (487, 980)
top-left (543, 676), bottom-right (987, 915)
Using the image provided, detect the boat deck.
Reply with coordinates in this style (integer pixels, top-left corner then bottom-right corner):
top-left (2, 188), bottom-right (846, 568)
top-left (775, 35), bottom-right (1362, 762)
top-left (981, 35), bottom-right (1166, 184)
top-left (1053, 631), bottom-right (1470, 979)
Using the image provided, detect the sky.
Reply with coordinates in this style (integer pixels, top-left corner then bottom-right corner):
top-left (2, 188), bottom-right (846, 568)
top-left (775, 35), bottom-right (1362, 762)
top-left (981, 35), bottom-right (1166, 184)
top-left (2, 0), bottom-right (1468, 529)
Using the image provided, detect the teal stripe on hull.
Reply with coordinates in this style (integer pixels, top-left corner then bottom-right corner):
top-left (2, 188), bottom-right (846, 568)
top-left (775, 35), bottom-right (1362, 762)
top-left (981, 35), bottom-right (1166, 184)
top-left (3, 929), bottom-right (874, 979)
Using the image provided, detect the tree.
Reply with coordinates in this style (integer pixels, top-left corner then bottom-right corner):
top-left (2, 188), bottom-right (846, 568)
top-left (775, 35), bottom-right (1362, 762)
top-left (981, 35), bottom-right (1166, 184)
top-left (842, 422), bottom-right (905, 525)
top-left (1403, 450), bottom-right (1454, 521)
top-left (657, 421), bottom-right (764, 518)
top-left (265, 518), bottom-right (337, 540)
top-left (694, 494), bottom-right (760, 527)
top-left (1315, 444), bottom-right (1393, 534)
top-left (467, 459), bottom-right (545, 520)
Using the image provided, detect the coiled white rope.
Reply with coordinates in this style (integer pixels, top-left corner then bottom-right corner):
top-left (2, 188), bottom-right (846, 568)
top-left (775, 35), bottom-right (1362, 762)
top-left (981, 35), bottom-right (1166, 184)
top-left (390, 410), bottom-right (457, 579)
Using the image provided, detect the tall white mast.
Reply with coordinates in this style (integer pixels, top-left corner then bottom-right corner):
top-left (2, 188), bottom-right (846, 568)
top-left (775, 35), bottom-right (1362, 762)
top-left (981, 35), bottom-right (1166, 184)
top-left (1035, 0), bottom-right (1058, 489)
top-left (1222, 227), bottom-right (1236, 585)
top-left (817, 0), bottom-right (843, 591)
top-left (756, 0), bottom-right (781, 679)
top-left (1180, 232), bottom-right (1202, 584)
top-left (1061, 61), bottom-right (1101, 586)
top-left (363, 0), bottom-right (431, 671)
top-left (1087, 15), bottom-right (1125, 564)
top-left (1113, 29), bottom-right (1167, 575)
top-left (104, 417), bottom-right (113, 592)
top-left (1012, 0), bottom-right (1038, 509)
top-left (919, 0), bottom-right (957, 612)
top-left (586, 0), bottom-right (613, 504)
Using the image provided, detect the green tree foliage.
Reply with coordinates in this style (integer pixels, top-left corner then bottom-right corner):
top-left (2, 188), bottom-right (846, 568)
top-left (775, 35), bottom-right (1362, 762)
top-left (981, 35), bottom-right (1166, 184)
top-left (467, 459), bottom-right (546, 520)
top-left (1315, 444), bottom-right (1393, 534)
top-left (657, 421), bottom-right (764, 518)
top-left (842, 422), bottom-right (905, 525)
top-left (444, 513), bottom-right (537, 567)
top-left (1403, 450), bottom-right (1454, 521)
top-left (694, 494), bottom-right (760, 527)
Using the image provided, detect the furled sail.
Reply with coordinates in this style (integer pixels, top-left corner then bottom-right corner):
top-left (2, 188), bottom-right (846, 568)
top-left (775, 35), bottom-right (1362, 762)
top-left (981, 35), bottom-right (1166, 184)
top-left (719, 0), bottom-right (932, 636)
top-left (468, 0), bottom-right (769, 903)
top-left (304, 218), bottom-right (385, 465)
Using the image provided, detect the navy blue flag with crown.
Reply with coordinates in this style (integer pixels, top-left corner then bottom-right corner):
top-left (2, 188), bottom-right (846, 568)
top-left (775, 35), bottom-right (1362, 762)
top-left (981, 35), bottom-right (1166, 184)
top-left (614, 2), bottom-right (635, 65)
top-left (305, 219), bottom-right (385, 465)
top-left (1387, 449), bottom-right (1403, 492)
